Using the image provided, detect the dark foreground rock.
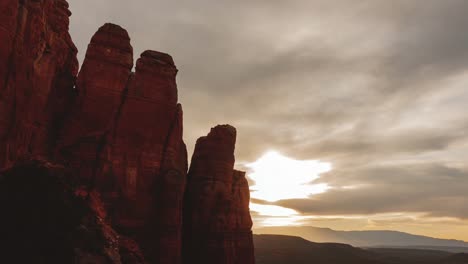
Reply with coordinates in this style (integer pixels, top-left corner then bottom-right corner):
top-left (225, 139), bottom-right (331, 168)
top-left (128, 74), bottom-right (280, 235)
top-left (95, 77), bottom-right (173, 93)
top-left (0, 160), bottom-right (146, 264)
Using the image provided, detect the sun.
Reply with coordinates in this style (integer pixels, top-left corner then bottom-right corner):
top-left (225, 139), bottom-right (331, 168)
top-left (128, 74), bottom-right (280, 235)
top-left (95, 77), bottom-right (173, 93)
top-left (246, 151), bottom-right (332, 203)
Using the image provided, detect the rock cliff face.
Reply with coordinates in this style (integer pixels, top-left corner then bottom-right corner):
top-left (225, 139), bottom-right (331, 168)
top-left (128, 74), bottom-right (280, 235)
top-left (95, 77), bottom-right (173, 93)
top-left (56, 23), bottom-right (187, 263)
top-left (183, 125), bottom-right (255, 264)
top-left (0, 1), bottom-right (254, 264)
top-left (0, 160), bottom-right (147, 264)
top-left (0, 0), bottom-right (78, 167)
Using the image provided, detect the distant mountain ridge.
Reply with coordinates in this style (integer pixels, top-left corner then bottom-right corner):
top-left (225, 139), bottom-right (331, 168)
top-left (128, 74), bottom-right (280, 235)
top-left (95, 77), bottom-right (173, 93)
top-left (254, 226), bottom-right (468, 249)
top-left (254, 234), bottom-right (468, 264)
top-left (254, 234), bottom-right (387, 264)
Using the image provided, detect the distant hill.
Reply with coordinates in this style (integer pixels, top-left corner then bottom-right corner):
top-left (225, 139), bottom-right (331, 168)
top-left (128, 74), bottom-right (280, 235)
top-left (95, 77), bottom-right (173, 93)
top-left (439, 253), bottom-right (468, 264)
top-left (254, 234), bottom-right (386, 264)
top-left (254, 226), bottom-right (468, 249)
top-left (368, 248), bottom-right (452, 263)
top-left (370, 245), bottom-right (468, 254)
top-left (254, 234), bottom-right (468, 264)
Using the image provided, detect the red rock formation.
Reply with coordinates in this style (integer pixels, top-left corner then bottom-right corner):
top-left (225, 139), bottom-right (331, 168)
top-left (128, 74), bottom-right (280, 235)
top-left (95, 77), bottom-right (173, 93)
top-left (0, 0), bottom-right (78, 167)
top-left (106, 50), bottom-right (180, 227)
top-left (0, 159), bottom-right (147, 264)
top-left (104, 50), bottom-right (187, 264)
top-left (0, 1), bottom-right (254, 263)
top-left (56, 25), bottom-right (187, 263)
top-left (57, 23), bottom-right (133, 182)
top-left (183, 125), bottom-right (255, 264)
top-left (231, 170), bottom-right (256, 262)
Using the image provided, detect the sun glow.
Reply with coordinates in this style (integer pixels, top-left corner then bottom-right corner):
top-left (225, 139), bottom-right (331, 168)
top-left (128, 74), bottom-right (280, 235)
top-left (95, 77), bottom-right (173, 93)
top-left (247, 151), bottom-right (332, 202)
top-left (250, 203), bottom-right (299, 217)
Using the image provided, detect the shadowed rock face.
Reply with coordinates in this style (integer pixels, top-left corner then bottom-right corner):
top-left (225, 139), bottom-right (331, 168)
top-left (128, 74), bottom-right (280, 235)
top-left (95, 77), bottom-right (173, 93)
top-left (0, 0), bottom-right (78, 167)
top-left (183, 125), bottom-right (255, 264)
top-left (57, 23), bottom-right (134, 183)
top-left (56, 23), bottom-right (187, 263)
top-left (0, 160), bottom-right (147, 264)
top-left (0, 1), bottom-right (254, 263)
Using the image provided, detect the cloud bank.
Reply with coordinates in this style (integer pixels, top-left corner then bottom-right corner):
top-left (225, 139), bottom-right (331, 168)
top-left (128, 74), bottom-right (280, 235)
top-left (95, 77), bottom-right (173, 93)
top-left (68, 0), bottom-right (468, 240)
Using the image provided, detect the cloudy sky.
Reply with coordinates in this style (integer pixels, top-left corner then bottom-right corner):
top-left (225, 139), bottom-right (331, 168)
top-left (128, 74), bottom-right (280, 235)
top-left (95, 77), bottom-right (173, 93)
top-left (68, 0), bottom-right (468, 241)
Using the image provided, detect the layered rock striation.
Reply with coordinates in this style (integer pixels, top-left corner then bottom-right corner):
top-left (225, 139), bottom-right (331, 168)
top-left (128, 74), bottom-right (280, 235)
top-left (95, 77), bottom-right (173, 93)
top-left (0, 1), bottom-right (254, 263)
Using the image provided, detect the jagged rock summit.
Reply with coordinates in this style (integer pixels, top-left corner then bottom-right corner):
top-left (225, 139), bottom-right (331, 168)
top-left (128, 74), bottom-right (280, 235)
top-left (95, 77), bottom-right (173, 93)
top-left (0, 1), bottom-right (254, 264)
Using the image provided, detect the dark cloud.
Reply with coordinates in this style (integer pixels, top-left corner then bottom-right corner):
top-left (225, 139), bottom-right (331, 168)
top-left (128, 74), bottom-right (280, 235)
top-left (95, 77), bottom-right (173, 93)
top-left (277, 163), bottom-right (468, 218)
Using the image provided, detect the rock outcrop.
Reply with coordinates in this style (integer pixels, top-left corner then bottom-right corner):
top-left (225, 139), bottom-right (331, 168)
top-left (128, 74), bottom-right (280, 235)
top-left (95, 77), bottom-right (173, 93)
top-left (183, 125), bottom-right (255, 264)
top-left (0, 1), bottom-right (254, 264)
top-left (0, 0), bottom-right (78, 167)
top-left (0, 159), bottom-right (147, 264)
top-left (56, 24), bottom-right (187, 263)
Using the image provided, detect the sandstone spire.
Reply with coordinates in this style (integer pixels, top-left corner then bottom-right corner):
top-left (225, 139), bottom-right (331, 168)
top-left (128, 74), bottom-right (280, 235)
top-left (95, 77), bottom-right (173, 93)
top-left (56, 24), bottom-right (188, 263)
top-left (183, 125), bottom-right (255, 264)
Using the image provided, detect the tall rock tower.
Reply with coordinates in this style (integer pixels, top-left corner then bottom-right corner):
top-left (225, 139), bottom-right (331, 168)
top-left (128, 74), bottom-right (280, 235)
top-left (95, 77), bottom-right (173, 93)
top-left (183, 125), bottom-right (255, 264)
top-left (56, 24), bottom-right (188, 263)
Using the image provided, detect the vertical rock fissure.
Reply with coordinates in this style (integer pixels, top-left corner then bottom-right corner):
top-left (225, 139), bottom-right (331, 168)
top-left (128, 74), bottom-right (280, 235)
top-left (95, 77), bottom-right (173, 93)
top-left (110, 73), bottom-right (133, 143)
top-left (89, 73), bottom-right (132, 193)
top-left (158, 105), bottom-right (180, 176)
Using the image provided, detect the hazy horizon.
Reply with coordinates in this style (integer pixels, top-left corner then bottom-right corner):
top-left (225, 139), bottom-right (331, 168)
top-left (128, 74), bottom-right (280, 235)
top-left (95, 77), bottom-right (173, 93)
top-left (68, 0), bottom-right (468, 241)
